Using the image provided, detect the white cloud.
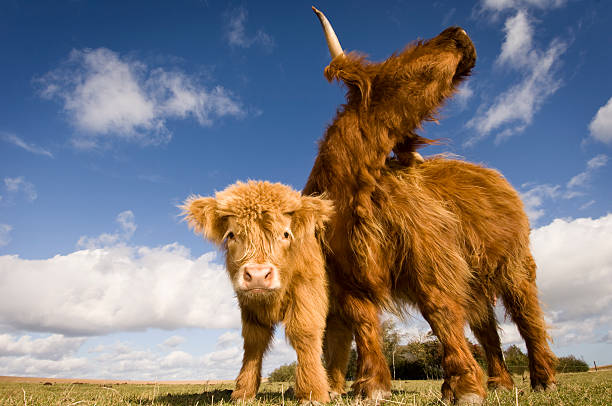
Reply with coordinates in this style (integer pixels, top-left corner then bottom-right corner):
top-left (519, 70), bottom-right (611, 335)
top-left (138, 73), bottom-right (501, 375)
top-left (3, 176), bottom-right (37, 202)
top-left (161, 335), bottom-right (186, 349)
top-left (482, 0), bottom-right (565, 12)
top-left (566, 154), bottom-right (608, 190)
top-left (0, 132), bottom-right (53, 158)
top-left (77, 210), bottom-right (136, 249)
top-left (0, 224), bottom-right (11, 247)
top-left (0, 355), bottom-right (89, 378)
top-left (0, 330), bottom-right (292, 380)
top-left (589, 96), bottom-right (612, 144)
top-left (531, 214), bottom-right (612, 344)
top-left (454, 82), bottom-right (474, 110)
top-left (496, 11), bottom-right (533, 67)
top-left (150, 70), bottom-right (243, 126)
top-left (0, 212), bottom-right (239, 335)
top-left (37, 48), bottom-right (243, 148)
top-left (0, 334), bottom-right (85, 360)
top-left (519, 183), bottom-right (560, 223)
top-left (466, 10), bottom-right (566, 144)
top-left (226, 6), bottom-right (275, 50)
top-left (519, 155), bottom-right (607, 223)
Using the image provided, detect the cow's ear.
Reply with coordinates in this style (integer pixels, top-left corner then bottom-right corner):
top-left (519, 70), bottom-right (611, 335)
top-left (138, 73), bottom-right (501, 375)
top-left (292, 195), bottom-right (334, 236)
top-left (181, 196), bottom-right (225, 244)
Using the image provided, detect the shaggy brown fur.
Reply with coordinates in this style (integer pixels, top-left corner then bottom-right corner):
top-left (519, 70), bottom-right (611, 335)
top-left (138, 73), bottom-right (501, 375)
top-left (183, 181), bottom-right (333, 403)
top-left (304, 27), bottom-right (557, 403)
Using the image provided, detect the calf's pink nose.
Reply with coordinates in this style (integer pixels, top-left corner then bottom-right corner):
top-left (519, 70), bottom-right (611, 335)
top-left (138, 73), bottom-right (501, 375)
top-left (243, 264), bottom-right (275, 289)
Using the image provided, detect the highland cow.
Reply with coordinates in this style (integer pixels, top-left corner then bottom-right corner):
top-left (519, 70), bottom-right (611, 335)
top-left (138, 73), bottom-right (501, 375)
top-left (307, 8), bottom-right (557, 404)
top-left (183, 181), bottom-right (333, 403)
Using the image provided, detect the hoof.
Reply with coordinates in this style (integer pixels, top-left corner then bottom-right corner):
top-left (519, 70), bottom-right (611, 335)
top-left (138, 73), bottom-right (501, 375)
top-left (282, 386), bottom-right (295, 400)
top-left (351, 379), bottom-right (391, 401)
top-left (441, 395), bottom-right (453, 405)
top-left (370, 389), bottom-right (391, 400)
top-left (299, 401), bottom-right (322, 406)
top-left (456, 393), bottom-right (484, 405)
top-left (230, 390), bottom-right (256, 402)
top-left (487, 377), bottom-right (514, 391)
top-left (329, 390), bottom-right (344, 400)
top-left (353, 391), bottom-right (392, 405)
top-left (533, 381), bottom-right (557, 392)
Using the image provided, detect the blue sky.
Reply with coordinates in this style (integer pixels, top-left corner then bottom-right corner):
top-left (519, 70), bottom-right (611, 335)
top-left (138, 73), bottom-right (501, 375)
top-left (1, 0), bottom-right (611, 380)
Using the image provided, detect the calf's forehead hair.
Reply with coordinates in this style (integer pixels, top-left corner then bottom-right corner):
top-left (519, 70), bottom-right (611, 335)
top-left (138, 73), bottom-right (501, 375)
top-left (183, 180), bottom-right (333, 246)
top-left (213, 181), bottom-right (302, 221)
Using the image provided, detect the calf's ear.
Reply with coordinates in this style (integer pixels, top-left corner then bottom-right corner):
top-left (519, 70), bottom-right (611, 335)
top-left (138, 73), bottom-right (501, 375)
top-left (292, 195), bottom-right (334, 236)
top-left (181, 196), bottom-right (225, 245)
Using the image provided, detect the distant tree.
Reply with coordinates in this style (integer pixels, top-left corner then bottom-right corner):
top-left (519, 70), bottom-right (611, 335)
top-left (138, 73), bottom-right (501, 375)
top-left (504, 345), bottom-right (529, 375)
top-left (468, 341), bottom-right (487, 369)
top-left (346, 346), bottom-right (357, 381)
top-left (381, 319), bottom-right (401, 379)
top-left (556, 355), bottom-right (589, 373)
top-left (268, 362), bottom-right (296, 382)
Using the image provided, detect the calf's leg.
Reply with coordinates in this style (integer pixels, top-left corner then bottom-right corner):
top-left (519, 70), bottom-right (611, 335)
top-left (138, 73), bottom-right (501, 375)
top-left (501, 255), bottom-right (556, 391)
top-left (418, 288), bottom-right (486, 404)
top-left (285, 287), bottom-right (331, 403)
top-left (340, 294), bottom-right (391, 400)
top-left (323, 312), bottom-right (353, 397)
top-left (231, 319), bottom-right (274, 401)
top-left (469, 303), bottom-right (514, 390)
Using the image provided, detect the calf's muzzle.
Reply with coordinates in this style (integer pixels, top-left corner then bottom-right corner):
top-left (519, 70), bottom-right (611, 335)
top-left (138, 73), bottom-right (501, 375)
top-left (240, 263), bottom-right (280, 291)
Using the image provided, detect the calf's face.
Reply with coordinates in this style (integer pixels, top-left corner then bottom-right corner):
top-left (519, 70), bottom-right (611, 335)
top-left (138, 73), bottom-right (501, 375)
top-left (183, 181), bottom-right (333, 302)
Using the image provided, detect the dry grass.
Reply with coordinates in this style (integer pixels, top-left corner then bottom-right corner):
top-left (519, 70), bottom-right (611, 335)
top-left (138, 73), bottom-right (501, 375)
top-left (0, 371), bottom-right (610, 405)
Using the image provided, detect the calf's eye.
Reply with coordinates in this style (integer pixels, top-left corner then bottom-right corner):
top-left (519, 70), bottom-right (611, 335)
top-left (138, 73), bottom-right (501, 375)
top-left (283, 231), bottom-right (290, 239)
top-left (227, 231), bottom-right (235, 240)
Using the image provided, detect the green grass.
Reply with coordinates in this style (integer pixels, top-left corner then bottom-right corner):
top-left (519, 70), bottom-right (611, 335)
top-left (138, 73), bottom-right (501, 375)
top-left (1, 371), bottom-right (610, 405)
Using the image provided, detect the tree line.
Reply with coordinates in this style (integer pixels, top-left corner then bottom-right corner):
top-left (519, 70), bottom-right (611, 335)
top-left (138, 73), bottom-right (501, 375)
top-left (269, 320), bottom-right (589, 382)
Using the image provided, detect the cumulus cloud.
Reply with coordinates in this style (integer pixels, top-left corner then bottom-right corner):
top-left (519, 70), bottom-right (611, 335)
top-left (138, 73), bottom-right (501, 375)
top-left (0, 212), bottom-right (239, 335)
top-left (466, 10), bottom-right (566, 145)
top-left (226, 6), bottom-right (274, 50)
top-left (0, 355), bottom-right (89, 378)
top-left (0, 224), bottom-right (11, 247)
top-left (37, 48), bottom-right (243, 148)
top-left (0, 132), bottom-right (53, 158)
top-left (531, 214), bottom-right (612, 345)
top-left (76, 210), bottom-right (136, 249)
top-left (0, 334), bottom-right (85, 360)
top-left (3, 176), bottom-right (37, 202)
top-left (0, 329), bottom-right (294, 380)
top-left (589, 96), bottom-right (612, 144)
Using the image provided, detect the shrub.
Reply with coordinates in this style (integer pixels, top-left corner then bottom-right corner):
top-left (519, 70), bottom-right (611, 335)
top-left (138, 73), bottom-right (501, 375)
top-left (268, 362), bottom-right (296, 382)
top-left (556, 355), bottom-right (589, 373)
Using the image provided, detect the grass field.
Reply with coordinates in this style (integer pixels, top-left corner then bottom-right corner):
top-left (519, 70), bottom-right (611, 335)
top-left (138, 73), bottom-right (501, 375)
top-left (1, 371), bottom-right (610, 405)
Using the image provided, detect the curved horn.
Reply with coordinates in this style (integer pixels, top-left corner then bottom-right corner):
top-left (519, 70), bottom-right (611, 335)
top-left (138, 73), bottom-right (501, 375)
top-left (312, 6), bottom-right (344, 59)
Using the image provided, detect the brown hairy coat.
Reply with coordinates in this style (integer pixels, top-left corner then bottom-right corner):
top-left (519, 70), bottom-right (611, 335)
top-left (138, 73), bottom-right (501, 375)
top-left (304, 27), bottom-right (557, 403)
top-left (183, 181), bottom-right (333, 403)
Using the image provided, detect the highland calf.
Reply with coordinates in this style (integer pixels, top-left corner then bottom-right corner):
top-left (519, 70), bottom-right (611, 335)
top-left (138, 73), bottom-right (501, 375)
top-left (308, 8), bottom-right (557, 404)
top-left (183, 181), bottom-right (333, 403)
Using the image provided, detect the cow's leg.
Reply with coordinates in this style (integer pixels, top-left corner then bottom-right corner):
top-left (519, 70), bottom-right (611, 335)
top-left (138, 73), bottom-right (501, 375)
top-left (469, 303), bottom-right (514, 390)
top-left (418, 289), bottom-right (486, 404)
top-left (340, 294), bottom-right (391, 400)
top-left (323, 311), bottom-right (353, 398)
top-left (285, 286), bottom-right (331, 403)
top-left (501, 255), bottom-right (556, 391)
top-left (231, 319), bottom-right (274, 401)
